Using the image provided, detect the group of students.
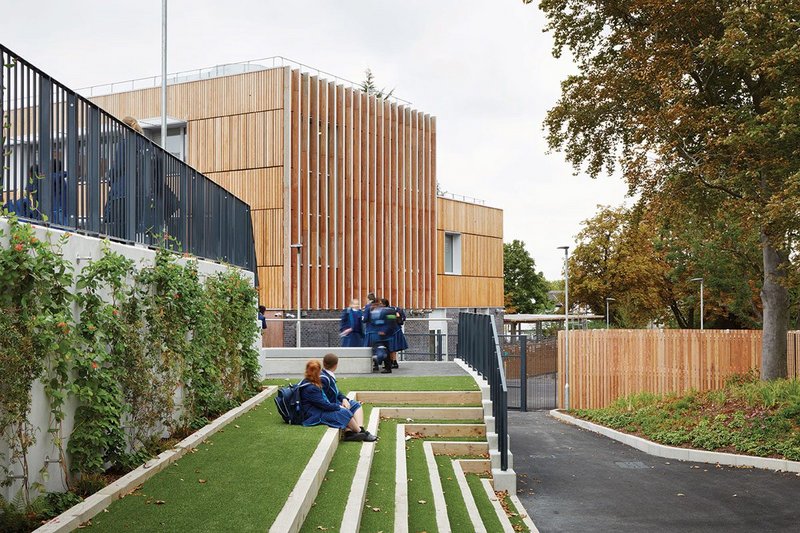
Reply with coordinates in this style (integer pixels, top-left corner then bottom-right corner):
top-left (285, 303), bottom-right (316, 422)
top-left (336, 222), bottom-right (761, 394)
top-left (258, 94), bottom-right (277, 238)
top-left (295, 354), bottom-right (377, 442)
top-left (340, 293), bottom-right (408, 373)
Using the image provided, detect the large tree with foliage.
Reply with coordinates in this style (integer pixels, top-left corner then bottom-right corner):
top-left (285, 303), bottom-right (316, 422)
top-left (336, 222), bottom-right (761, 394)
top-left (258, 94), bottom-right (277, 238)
top-left (530, 0), bottom-right (800, 379)
top-left (504, 240), bottom-right (551, 313)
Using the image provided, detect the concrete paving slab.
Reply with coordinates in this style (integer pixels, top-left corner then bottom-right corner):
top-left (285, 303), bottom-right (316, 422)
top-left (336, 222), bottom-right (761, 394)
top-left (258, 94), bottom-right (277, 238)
top-left (509, 411), bottom-right (800, 533)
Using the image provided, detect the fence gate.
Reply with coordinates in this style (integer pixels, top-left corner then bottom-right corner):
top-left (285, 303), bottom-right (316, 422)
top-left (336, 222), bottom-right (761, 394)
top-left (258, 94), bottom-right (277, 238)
top-left (500, 335), bottom-right (557, 411)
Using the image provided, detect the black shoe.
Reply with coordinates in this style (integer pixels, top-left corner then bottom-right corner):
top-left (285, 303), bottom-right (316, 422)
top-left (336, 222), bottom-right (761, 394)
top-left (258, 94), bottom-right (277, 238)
top-left (362, 432), bottom-right (378, 442)
top-left (391, 360), bottom-right (399, 369)
top-left (343, 431), bottom-right (367, 442)
top-left (372, 364), bottom-right (380, 372)
top-left (380, 367), bottom-right (392, 373)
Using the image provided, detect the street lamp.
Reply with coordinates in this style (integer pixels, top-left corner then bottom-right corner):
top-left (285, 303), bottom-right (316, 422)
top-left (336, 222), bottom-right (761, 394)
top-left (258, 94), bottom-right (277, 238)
top-left (557, 246), bottom-right (570, 410)
top-left (290, 243), bottom-right (303, 346)
top-left (690, 277), bottom-right (704, 330)
top-left (606, 297), bottom-right (616, 330)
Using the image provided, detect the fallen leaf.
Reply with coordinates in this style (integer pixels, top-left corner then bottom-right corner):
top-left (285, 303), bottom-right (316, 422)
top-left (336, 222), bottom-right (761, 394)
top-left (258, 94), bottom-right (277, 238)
top-left (316, 527), bottom-right (328, 531)
top-left (155, 500), bottom-right (166, 505)
top-left (198, 479), bottom-right (207, 484)
top-left (234, 425), bottom-right (240, 428)
top-left (418, 500), bottom-right (427, 504)
top-left (328, 469), bottom-right (335, 472)
top-left (677, 493), bottom-right (685, 497)
top-left (372, 507), bottom-right (381, 512)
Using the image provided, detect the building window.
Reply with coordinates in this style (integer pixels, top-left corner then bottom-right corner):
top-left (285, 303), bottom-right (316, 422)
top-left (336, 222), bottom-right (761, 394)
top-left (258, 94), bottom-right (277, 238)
top-left (444, 232), bottom-right (461, 275)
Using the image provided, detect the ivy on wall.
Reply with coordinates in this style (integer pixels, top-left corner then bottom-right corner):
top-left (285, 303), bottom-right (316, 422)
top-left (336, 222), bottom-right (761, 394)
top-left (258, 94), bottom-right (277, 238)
top-left (0, 217), bottom-right (259, 505)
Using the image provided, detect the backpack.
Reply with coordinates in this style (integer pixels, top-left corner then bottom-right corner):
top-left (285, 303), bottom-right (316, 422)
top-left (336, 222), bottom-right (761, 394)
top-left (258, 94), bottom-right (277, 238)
top-left (274, 382), bottom-right (309, 425)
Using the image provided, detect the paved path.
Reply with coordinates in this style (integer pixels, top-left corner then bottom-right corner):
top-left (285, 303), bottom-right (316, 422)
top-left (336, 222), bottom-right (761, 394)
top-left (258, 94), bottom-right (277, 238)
top-left (509, 411), bottom-right (800, 533)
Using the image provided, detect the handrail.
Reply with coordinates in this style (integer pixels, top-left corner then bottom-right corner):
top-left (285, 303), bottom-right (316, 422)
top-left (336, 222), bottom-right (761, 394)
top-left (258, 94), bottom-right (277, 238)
top-left (1, 43), bottom-right (257, 275)
top-left (456, 312), bottom-right (509, 471)
top-left (76, 55), bottom-right (413, 106)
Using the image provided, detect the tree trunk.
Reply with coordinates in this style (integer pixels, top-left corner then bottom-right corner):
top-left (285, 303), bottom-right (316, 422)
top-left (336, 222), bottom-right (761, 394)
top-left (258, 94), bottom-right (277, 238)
top-left (760, 231), bottom-right (789, 380)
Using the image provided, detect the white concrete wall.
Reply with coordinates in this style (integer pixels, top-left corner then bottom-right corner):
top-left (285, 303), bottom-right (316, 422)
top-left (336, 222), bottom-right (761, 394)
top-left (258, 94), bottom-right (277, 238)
top-left (0, 219), bottom-right (258, 500)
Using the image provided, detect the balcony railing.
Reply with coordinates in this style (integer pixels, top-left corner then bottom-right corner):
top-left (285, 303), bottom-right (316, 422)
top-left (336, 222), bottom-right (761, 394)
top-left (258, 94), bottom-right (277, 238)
top-left (1, 44), bottom-right (256, 273)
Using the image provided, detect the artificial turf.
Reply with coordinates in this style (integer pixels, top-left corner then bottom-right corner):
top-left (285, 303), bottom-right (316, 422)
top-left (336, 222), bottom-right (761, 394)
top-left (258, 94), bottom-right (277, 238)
top-left (406, 438), bottom-right (437, 533)
top-left (299, 406), bottom-right (373, 533)
top-left (466, 474), bottom-right (505, 532)
top-left (436, 455), bottom-right (474, 532)
top-left (84, 399), bottom-right (326, 532)
top-left (358, 419), bottom-right (397, 532)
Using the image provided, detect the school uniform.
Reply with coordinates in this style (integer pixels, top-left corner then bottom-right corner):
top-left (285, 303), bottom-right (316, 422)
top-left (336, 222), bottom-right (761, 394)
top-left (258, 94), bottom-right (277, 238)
top-left (298, 380), bottom-right (357, 429)
top-left (363, 306), bottom-right (390, 348)
top-left (382, 306), bottom-right (409, 353)
top-left (321, 369), bottom-right (362, 412)
top-left (339, 307), bottom-right (365, 347)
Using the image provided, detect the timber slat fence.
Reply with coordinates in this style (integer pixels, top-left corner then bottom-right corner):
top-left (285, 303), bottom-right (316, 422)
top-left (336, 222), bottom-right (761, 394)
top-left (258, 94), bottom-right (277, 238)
top-left (558, 329), bottom-right (767, 410)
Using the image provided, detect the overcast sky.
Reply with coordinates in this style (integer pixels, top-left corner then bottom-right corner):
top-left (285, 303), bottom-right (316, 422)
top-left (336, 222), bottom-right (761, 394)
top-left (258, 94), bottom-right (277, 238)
top-left (1, 0), bottom-right (629, 278)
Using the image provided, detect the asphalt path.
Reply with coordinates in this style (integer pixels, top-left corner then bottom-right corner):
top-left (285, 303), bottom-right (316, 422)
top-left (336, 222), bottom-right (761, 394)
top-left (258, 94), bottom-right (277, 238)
top-left (509, 411), bottom-right (800, 533)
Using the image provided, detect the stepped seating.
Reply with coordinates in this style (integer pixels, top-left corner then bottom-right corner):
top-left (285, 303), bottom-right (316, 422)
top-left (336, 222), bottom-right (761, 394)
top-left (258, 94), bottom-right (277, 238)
top-left (271, 385), bottom-right (535, 533)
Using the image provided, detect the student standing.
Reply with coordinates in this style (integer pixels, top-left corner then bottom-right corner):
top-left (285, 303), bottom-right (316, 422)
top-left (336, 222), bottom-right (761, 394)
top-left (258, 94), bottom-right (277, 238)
top-left (382, 299), bottom-right (408, 369)
top-left (339, 299), bottom-right (365, 347)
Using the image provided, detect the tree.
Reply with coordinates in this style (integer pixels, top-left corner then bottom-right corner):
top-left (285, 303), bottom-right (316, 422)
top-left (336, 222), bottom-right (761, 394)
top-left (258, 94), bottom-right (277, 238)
top-left (360, 68), bottom-right (395, 100)
top-left (504, 240), bottom-right (551, 314)
top-left (569, 202), bottom-right (762, 329)
top-left (534, 0), bottom-right (800, 379)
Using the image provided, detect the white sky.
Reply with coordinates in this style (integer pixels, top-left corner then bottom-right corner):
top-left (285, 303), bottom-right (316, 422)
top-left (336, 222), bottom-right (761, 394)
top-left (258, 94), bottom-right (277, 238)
top-left (0, 0), bottom-right (629, 278)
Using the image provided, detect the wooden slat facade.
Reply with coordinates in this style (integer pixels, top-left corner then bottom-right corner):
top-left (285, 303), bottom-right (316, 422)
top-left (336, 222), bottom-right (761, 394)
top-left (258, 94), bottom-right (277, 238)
top-left (91, 67), bottom-right (455, 310)
top-left (436, 197), bottom-right (504, 308)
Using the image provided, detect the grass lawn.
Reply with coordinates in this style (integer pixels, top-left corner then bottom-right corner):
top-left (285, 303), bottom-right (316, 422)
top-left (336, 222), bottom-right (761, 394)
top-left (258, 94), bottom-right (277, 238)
top-left (572, 375), bottom-right (800, 460)
top-left (85, 399), bottom-right (326, 532)
top-left (264, 375), bottom-right (479, 392)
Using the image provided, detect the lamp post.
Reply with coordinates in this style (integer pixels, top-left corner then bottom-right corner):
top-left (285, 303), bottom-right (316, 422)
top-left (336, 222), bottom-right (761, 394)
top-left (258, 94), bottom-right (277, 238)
top-left (291, 243), bottom-right (303, 346)
top-left (557, 246), bottom-right (570, 410)
top-left (161, 0), bottom-right (167, 149)
top-left (690, 277), bottom-right (704, 330)
top-left (606, 297), bottom-right (615, 330)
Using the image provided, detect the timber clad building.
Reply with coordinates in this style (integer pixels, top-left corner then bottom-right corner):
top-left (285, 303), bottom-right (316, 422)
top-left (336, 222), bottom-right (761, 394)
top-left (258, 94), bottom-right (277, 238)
top-left (90, 62), bottom-right (503, 345)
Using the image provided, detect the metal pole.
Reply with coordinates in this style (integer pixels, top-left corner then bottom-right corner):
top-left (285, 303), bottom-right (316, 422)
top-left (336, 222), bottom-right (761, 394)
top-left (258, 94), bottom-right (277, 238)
top-left (161, 0), bottom-right (167, 149)
top-left (690, 278), bottom-right (704, 330)
top-left (700, 279), bottom-right (704, 331)
top-left (606, 297), bottom-right (615, 330)
top-left (291, 244), bottom-right (303, 346)
top-left (558, 246), bottom-right (570, 410)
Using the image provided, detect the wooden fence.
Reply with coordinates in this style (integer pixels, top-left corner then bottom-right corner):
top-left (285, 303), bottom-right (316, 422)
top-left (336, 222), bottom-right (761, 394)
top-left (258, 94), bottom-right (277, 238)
top-left (557, 329), bottom-right (765, 410)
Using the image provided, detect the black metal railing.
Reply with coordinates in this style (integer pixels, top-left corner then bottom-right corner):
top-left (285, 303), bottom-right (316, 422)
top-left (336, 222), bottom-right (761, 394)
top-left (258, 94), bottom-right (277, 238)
top-left (456, 312), bottom-right (509, 471)
top-left (499, 334), bottom-right (528, 412)
top-left (0, 44), bottom-right (256, 273)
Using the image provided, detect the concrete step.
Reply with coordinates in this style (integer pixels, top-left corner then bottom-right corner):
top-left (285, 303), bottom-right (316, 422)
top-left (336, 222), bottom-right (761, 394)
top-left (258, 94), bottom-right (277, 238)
top-left (378, 406), bottom-right (484, 420)
top-left (356, 390), bottom-right (482, 405)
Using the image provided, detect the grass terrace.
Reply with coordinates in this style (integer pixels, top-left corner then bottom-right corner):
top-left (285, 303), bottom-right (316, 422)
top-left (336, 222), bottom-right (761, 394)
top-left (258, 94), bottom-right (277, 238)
top-left (68, 375), bottom-right (528, 532)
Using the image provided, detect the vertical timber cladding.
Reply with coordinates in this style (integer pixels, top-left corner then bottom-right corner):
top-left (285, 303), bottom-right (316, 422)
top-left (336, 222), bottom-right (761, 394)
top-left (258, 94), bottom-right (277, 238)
top-left (89, 69), bottom-right (286, 309)
top-left (436, 197), bottom-right (504, 308)
top-left (287, 69), bottom-right (436, 310)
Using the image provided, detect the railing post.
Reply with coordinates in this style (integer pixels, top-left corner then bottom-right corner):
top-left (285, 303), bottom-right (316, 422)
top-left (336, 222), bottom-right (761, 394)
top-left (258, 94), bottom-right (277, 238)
top-left (436, 331), bottom-right (443, 362)
top-left (66, 93), bottom-right (78, 228)
top-left (38, 77), bottom-right (52, 220)
top-left (124, 130), bottom-right (136, 241)
top-left (86, 107), bottom-right (100, 233)
top-left (520, 335), bottom-right (528, 412)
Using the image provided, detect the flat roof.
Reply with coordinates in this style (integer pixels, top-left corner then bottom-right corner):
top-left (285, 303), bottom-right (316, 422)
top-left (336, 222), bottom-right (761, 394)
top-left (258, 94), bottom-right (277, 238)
top-left (504, 313), bottom-right (605, 323)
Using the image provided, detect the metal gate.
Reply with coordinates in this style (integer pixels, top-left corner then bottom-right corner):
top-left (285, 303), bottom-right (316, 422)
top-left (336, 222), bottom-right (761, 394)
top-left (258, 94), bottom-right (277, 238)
top-left (499, 335), bottom-right (558, 411)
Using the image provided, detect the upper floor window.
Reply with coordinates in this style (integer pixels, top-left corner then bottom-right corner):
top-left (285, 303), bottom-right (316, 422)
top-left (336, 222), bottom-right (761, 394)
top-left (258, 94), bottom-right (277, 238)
top-left (444, 232), bottom-right (462, 275)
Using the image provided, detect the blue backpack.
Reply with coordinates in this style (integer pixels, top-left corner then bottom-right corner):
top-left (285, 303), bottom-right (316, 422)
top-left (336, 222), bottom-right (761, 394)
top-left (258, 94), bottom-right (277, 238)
top-left (274, 382), bottom-right (309, 425)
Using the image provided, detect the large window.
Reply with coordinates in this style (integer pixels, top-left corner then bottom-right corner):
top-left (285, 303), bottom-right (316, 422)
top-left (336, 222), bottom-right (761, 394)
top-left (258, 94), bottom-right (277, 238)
top-left (444, 232), bottom-right (462, 275)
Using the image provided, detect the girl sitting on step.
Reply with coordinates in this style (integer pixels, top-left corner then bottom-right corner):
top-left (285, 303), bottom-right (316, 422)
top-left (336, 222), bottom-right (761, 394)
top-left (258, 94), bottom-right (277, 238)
top-left (299, 360), bottom-right (377, 442)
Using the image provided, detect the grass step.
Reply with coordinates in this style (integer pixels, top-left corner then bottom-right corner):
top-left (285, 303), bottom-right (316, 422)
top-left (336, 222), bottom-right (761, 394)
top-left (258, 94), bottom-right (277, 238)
top-left (85, 402), bottom-right (326, 532)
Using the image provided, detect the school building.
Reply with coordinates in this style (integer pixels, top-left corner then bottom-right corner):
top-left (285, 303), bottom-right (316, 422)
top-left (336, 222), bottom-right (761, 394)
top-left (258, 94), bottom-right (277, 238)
top-left (87, 60), bottom-right (503, 350)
